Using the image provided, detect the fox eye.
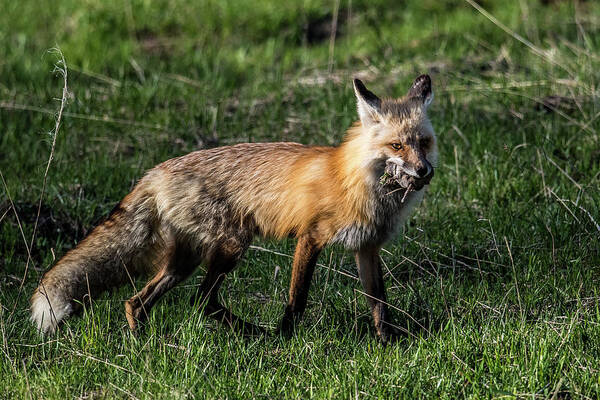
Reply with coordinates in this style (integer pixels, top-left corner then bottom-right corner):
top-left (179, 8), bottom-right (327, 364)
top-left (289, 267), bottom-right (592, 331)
top-left (390, 143), bottom-right (403, 151)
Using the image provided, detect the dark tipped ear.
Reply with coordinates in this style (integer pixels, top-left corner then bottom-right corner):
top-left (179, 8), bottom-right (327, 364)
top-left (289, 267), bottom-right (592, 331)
top-left (408, 74), bottom-right (433, 107)
top-left (353, 78), bottom-right (382, 126)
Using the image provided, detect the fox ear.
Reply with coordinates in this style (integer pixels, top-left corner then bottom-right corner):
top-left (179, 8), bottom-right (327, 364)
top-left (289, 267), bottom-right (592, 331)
top-left (408, 74), bottom-right (433, 108)
top-left (353, 78), bottom-right (382, 126)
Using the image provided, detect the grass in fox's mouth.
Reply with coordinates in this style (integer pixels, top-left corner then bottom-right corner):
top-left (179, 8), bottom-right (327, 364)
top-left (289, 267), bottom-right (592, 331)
top-left (1, 0), bottom-right (600, 398)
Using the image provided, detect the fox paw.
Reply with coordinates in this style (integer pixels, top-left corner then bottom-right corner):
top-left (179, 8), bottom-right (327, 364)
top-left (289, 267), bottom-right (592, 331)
top-left (377, 325), bottom-right (404, 345)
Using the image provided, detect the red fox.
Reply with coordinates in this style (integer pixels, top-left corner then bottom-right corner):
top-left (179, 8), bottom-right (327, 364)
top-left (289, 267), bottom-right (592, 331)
top-left (31, 75), bottom-right (437, 343)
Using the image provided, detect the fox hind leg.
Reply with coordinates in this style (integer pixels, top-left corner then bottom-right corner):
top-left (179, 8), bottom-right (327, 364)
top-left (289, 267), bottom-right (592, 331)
top-left (125, 240), bottom-right (200, 331)
top-left (192, 237), bottom-right (264, 335)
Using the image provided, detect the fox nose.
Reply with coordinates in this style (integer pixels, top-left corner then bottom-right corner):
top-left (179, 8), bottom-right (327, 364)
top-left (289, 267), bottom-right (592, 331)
top-left (416, 163), bottom-right (431, 178)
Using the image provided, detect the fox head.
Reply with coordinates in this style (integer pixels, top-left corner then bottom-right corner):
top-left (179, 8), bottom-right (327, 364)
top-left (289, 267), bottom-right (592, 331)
top-left (352, 75), bottom-right (438, 191)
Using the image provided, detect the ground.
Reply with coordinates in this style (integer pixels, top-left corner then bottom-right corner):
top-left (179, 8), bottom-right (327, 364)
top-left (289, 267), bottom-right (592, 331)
top-left (1, 0), bottom-right (599, 398)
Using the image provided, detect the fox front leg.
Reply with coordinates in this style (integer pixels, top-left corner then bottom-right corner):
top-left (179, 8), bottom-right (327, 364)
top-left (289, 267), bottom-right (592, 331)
top-left (279, 234), bottom-right (322, 335)
top-left (355, 246), bottom-right (398, 343)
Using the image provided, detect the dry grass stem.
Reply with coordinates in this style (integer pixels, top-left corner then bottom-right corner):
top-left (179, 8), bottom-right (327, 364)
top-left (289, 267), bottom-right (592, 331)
top-left (23, 49), bottom-right (69, 290)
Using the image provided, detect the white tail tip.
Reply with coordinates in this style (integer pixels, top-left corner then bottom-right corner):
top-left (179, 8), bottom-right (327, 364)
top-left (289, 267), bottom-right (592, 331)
top-left (30, 288), bottom-right (72, 334)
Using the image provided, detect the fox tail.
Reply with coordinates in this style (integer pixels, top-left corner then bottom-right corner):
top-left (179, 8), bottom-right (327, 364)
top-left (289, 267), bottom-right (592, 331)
top-left (30, 185), bottom-right (157, 334)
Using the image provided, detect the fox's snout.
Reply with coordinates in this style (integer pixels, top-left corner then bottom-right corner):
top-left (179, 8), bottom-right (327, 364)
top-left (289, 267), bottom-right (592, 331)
top-left (411, 160), bottom-right (434, 190)
top-left (415, 159), bottom-right (433, 179)
top-left (386, 156), bottom-right (433, 179)
top-left (384, 156), bottom-right (434, 191)
top-left (418, 162), bottom-right (434, 185)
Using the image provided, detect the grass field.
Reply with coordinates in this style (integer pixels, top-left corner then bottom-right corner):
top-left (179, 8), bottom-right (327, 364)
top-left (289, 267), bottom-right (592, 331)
top-left (1, 0), bottom-right (600, 398)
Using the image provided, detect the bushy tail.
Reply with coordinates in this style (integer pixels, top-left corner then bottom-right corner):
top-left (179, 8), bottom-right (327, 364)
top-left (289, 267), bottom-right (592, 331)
top-left (31, 186), bottom-right (157, 334)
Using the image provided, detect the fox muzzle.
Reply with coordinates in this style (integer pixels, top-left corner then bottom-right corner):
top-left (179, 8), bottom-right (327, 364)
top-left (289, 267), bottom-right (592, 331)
top-left (384, 157), bottom-right (434, 190)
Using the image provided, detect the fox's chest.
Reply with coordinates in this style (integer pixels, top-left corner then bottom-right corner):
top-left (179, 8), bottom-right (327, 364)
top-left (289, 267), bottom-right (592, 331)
top-left (330, 187), bottom-right (424, 250)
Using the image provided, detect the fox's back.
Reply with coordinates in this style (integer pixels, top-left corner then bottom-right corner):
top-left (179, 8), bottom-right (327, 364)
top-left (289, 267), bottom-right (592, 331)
top-left (142, 143), bottom-right (341, 241)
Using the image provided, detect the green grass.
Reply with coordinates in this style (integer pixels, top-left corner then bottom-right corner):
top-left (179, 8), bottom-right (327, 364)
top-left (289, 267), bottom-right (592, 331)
top-left (1, 0), bottom-right (600, 398)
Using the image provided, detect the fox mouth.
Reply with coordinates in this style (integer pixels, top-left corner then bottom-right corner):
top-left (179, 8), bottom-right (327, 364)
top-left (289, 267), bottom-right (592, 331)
top-left (381, 161), bottom-right (434, 192)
